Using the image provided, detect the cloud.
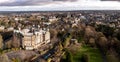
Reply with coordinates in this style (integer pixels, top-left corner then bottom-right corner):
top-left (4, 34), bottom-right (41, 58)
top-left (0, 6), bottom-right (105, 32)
top-left (0, 0), bottom-right (16, 4)
top-left (0, 0), bottom-right (120, 11)
top-left (0, 0), bottom-right (47, 6)
top-left (0, 0), bottom-right (13, 3)
top-left (0, 0), bottom-right (119, 6)
top-left (0, 0), bottom-right (78, 6)
top-left (53, 0), bottom-right (74, 1)
top-left (101, 0), bottom-right (120, 1)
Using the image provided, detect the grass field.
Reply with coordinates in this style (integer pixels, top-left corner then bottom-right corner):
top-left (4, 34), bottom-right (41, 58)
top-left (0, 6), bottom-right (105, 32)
top-left (72, 45), bottom-right (103, 62)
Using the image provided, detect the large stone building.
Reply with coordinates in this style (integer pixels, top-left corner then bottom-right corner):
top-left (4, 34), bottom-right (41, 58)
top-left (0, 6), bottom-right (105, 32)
top-left (14, 28), bottom-right (50, 50)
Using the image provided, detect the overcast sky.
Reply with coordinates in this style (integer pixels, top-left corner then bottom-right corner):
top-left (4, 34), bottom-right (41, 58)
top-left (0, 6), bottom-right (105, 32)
top-left (0, 0), bottom-right (120, 11)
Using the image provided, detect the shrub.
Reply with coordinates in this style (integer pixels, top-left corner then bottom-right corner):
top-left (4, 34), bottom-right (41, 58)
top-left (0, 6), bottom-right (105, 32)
top-left (12, 58), bottom-right (21, 62)
top-left (81, 53), bottom-right (90, 62)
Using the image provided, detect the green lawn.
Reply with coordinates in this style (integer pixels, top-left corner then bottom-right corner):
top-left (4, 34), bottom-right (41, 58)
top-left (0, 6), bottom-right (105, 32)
top-left (72, 45), bottom-right (103, 62)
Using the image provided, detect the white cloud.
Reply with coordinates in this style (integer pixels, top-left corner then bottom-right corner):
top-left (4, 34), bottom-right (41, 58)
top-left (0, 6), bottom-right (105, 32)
top-left (0, 0), bottom-right (120, 11)
top-left (0, 0), bottom-right (15, 3)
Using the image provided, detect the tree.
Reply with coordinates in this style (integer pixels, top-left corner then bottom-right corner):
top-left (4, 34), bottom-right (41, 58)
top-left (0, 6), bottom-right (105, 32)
top-left (96, 25), bottom-right (115, 37)
top-left (63, 35), bottom-right (71, 47)
top-left (5, 40), bottom-right (12, 49)
top-left (97, 32), bottom-right (105, 38)
top-left (84, 26), bottom-right (96, 44)
top-left (98, 37), bottom-right (108, 47)
top-left (0, 34), bottom-right (3, 49)
top-left (0, 54), bottom-right (10, 62)
top-left (64, 49), bottom-right (73, 62)
top-left (50, 29), bottom-right (58, 39)
top-left (12, 33), bottom-right (21, 48)
top-left (98, 37), bottom-right (108, 53)
top-left (89, 38), bottom-right (95, 47)
top-left (116, 32), bottom-right (120, 41)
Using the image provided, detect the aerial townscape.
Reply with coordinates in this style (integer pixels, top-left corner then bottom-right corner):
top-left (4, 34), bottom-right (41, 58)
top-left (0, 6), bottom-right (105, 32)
top-left (0, 10), bottom-right (120, 62)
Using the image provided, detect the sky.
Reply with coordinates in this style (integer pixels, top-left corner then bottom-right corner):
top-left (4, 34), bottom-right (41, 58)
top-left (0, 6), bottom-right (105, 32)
top-left (0, 0), bottom-right (120, 11)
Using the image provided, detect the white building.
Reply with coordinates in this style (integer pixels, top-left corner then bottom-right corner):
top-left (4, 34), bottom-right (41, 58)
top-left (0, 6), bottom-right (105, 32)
top-left (14, 28), bottom-right (50, 50)
top-left (49, 16), bottom-right (58, 23)
top-left (7, 27), bottom-right (14, 31)
top-left (0, 26), bottom-right (5, 31)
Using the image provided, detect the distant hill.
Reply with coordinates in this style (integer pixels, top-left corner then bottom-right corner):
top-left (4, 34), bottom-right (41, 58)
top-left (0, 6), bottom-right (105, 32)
top-left (0, 10), bottom-right (120, 14)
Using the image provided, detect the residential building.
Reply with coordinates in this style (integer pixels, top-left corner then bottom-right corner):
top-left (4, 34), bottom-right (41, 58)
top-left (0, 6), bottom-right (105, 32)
top-left (14, 27), bottom-right (50, 50)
